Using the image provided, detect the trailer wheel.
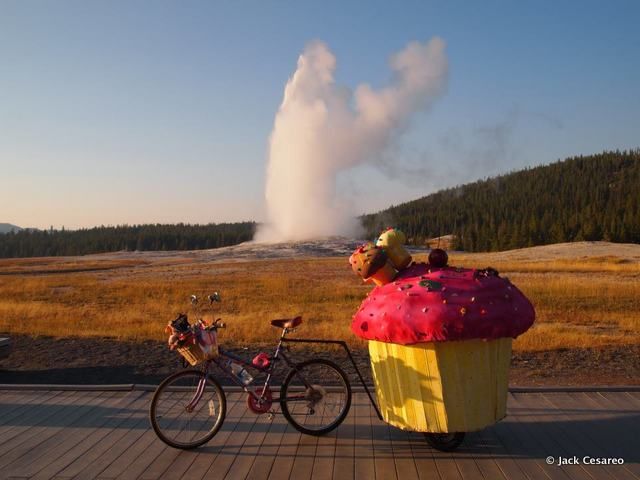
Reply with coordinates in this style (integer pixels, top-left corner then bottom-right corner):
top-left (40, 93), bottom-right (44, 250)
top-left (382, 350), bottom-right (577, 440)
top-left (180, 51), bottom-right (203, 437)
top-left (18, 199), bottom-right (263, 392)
top-left (424, 432), bottom-right (465, 451)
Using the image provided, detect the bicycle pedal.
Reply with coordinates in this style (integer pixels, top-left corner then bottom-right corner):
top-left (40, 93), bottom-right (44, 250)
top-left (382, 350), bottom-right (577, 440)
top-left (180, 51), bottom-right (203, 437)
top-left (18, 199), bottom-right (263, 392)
top-left (267, 410), bottom-right (276, 420)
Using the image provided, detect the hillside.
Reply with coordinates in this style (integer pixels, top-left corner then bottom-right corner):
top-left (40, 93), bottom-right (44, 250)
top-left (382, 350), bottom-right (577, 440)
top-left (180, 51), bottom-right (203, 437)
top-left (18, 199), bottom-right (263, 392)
top-left (0, 223), bottom-right (22, 234)
top-left (362, 149), bottom-right (640, 251)
top-left (3, 150), bottom-right (639, 258)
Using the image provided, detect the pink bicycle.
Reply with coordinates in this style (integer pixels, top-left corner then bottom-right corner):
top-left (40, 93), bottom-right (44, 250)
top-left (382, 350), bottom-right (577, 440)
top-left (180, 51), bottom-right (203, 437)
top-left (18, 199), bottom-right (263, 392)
top-left (149, 293), bottom-right (352, 449)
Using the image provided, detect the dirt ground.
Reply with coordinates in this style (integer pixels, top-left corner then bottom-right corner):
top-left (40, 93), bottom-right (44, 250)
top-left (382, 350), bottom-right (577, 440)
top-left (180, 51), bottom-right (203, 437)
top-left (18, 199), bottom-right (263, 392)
top-left (1, 334), bottom-right (638, 387)
top-left (1, 240), bottom-right (638, 387)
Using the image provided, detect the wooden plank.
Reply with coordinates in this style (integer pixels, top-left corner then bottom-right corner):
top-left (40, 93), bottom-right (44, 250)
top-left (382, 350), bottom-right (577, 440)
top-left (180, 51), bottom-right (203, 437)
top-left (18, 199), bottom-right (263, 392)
top-left (353, 393), bottom-right (375, 480)
top-left (0, 389), bottom-right (66, 428)
top-left (472, 425), bottom-right (523, 480)
top-left (490, 395), bottom-right (564, 480)
top-left (0, 389), bottom-right (637, 480)
top-left (446, 431), bottom-right (488, 480)
top-left (622, 391), bottom-right (640, 408)
top-left (0, 384), bottom-right (135, 392)
top-left (0, 390), bottom-right (67, 446)
top-left (625, 391), bottom-right (640, 403)
top-left (35, 391), bottom-right (149, 477)
top-left (174, 392), bottom-right (247, 480)
top-left (566, 392), bottom-right (640, 478)
top-left (593, 391), bottom-right (640, 412)
top-left (388, 426), bottom-right (419, 480)
top-left (512, 392), bottom-right (609, 480)
top-left (69, 394), bottom-right (157, 480)
top-left (332, 392), bottom-right (356, 480)
top-left (56, 392), bottom-right (153, 478)
top-left (15, 392), bottom-right (126, 473)
top-left (429, 442), bottom-right (462, 480)
top-left (584, 392), bottom-right (640, 467)
top-left (144, 447), bottom-right (200, 480)
top-left (0, 392), bottom-right (66, 453)
top-left (31, 391), bottom-right (149, 480)
top-left (224, 405), bottom-right (276, 480)
top-left (0, 391), bottom-right (108, 470)
top-left (371, 412), bottom-right (398, 480)
top-left (137, 391), bottom-right (242, 479)
top-left (0, 389), bottom-right (60, 420)
top-left (431, 448), bottom-right (464, 480)
top-left (505, 393), bottom-right (585, 480)
top-left (101, 403), bottom-right (187, 478)
top-left (310, 395), bottom-right (339, 480)
top-left (243, 408), bottom-right (289, 480)
top-left (96, 391), bottom-right (204, 479)
top-left (33, 392), bottom-right (146, 478)
top-left (118, 389), bottom-right (237, 480)
top-left (196, 392), bottom-right (262, 480)
top-left (311, 431), bottom-right (337, 480)
top-left (3, 392), bottom-right (120, 478)
top-left (405, 429), bottom-right (441, 480)
top-left (267, 411), bottom-right (304, 480)
top-left (537, 392), bottom-right (633, 480)
top-left (286, 427), bottom-right (318, 480)
top-left (545, 393), bottom-right (637, 480)
top-left (107, 393), bottom-right (199, 480)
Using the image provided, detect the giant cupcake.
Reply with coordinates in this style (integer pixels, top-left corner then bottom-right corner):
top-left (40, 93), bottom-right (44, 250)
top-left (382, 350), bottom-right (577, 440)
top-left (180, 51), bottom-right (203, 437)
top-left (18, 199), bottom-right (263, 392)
top-left (350, 231), bottom-right (535, 433)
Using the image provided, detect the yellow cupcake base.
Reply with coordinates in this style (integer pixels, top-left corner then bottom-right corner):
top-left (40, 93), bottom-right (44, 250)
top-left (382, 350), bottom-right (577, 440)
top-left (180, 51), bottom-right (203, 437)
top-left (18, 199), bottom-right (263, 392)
top-left (368, 338), bottom-right (511, 433)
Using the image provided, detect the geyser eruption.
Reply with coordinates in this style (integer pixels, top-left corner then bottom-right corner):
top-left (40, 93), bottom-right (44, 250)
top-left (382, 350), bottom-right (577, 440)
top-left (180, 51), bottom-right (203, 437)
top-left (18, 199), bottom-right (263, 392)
top-left (255, 38), bottom-right (448, 242)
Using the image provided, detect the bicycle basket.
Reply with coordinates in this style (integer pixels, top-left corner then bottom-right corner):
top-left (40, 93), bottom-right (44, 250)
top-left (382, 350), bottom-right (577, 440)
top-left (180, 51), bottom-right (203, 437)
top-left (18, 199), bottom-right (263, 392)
top-left (168, 319), bottom-right (219, 366)
top-left (177, 342), bottom-right (211, 366)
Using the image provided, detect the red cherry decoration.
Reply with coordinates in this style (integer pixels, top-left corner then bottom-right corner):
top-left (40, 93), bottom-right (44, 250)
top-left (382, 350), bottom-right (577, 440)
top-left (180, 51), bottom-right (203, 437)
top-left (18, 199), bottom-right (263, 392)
top-left (428, 248), bottom-right (448, 268)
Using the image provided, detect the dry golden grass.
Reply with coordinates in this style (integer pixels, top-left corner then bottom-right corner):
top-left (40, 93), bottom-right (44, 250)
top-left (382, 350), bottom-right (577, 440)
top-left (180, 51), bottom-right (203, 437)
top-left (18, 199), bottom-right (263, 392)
top-left (0, 248), bottom-right (638, 352)
top-left (433, 253), bottom-right (640, 274)
top-left (0, 257), bottom-right (149, 274)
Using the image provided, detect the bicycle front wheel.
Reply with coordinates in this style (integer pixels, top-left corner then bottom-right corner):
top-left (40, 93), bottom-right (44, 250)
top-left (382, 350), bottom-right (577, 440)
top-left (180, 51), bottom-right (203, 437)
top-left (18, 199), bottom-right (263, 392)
top-left (149, 369), bottom-right (226, 449)
top-left (280, 359), bottom-right (351, 436)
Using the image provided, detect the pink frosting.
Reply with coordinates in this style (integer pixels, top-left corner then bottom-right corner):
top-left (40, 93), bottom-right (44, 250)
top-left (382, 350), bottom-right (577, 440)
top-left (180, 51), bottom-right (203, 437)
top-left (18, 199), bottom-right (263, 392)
top-left (351, 263), bottom-right (535, 345)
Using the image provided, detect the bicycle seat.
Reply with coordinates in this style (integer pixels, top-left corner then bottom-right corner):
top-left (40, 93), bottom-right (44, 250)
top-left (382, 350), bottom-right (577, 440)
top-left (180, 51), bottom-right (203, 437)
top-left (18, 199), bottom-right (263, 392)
top-left (270, 316), bottom-right (302, 329)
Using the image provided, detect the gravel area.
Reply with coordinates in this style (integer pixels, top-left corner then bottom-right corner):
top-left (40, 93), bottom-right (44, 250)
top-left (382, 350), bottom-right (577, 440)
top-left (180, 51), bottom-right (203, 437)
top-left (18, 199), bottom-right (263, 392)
top-left (0, 335), bottom-right (638, 387)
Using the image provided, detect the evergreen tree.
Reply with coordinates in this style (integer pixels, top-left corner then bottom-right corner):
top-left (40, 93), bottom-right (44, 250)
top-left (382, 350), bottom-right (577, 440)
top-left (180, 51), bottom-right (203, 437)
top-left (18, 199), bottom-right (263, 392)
top-left (361, 149), bottom-right (640, 251)
top-left (0, 222), bottom-right (256, 258)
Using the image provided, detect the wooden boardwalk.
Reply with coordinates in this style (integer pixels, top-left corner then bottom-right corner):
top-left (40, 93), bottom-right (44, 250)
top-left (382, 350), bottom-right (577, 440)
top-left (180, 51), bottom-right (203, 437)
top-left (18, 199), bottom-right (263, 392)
top-left (0, 388), bottom-right (638, 479)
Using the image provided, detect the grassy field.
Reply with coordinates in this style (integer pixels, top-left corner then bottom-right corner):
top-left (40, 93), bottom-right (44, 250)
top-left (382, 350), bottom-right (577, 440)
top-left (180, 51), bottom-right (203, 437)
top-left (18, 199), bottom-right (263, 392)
top-left (0, 245), bottom-right (639, 352)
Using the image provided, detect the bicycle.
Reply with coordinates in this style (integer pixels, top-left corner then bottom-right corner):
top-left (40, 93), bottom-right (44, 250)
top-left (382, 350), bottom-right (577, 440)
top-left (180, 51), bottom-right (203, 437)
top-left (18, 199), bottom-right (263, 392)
top-left (149, 293), bottom-right (352, 450)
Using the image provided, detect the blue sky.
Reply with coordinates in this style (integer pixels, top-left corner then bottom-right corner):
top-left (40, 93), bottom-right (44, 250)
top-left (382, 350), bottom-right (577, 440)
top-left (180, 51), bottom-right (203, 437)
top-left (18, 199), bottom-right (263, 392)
top-left (1, 0), bottom-right (639, 229)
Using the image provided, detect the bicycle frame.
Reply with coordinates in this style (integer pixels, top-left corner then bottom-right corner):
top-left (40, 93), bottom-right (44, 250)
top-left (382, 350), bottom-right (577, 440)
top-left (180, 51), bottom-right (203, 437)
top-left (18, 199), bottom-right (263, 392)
top-left (187, 326), bottom-right (318, 410)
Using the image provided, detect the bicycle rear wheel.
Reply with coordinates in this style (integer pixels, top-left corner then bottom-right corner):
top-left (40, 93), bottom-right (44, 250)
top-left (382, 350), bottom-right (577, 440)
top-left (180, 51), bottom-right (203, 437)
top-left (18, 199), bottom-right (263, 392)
top-left (280, 359), bottom-right (351, 436)
top-left (149, 369), bottom-right (226, 449)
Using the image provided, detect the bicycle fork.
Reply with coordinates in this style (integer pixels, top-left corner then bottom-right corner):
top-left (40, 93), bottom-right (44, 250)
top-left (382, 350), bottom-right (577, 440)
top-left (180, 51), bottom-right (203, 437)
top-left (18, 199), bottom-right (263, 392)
top-left (185, 376), bottom-right (207, 412)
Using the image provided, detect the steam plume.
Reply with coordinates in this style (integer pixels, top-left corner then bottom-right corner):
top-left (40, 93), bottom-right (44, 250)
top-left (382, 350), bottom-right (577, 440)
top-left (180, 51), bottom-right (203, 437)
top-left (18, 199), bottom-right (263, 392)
top-left (255, 38), bottom-right (448, 242)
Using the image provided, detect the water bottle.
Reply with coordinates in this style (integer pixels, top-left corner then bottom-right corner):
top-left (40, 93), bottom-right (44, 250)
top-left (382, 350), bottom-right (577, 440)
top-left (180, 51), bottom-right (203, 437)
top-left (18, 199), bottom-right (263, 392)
top-left (228, 360), bottom-right (253, 385)
top-left (238, 367), bottom-right (253, 386)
